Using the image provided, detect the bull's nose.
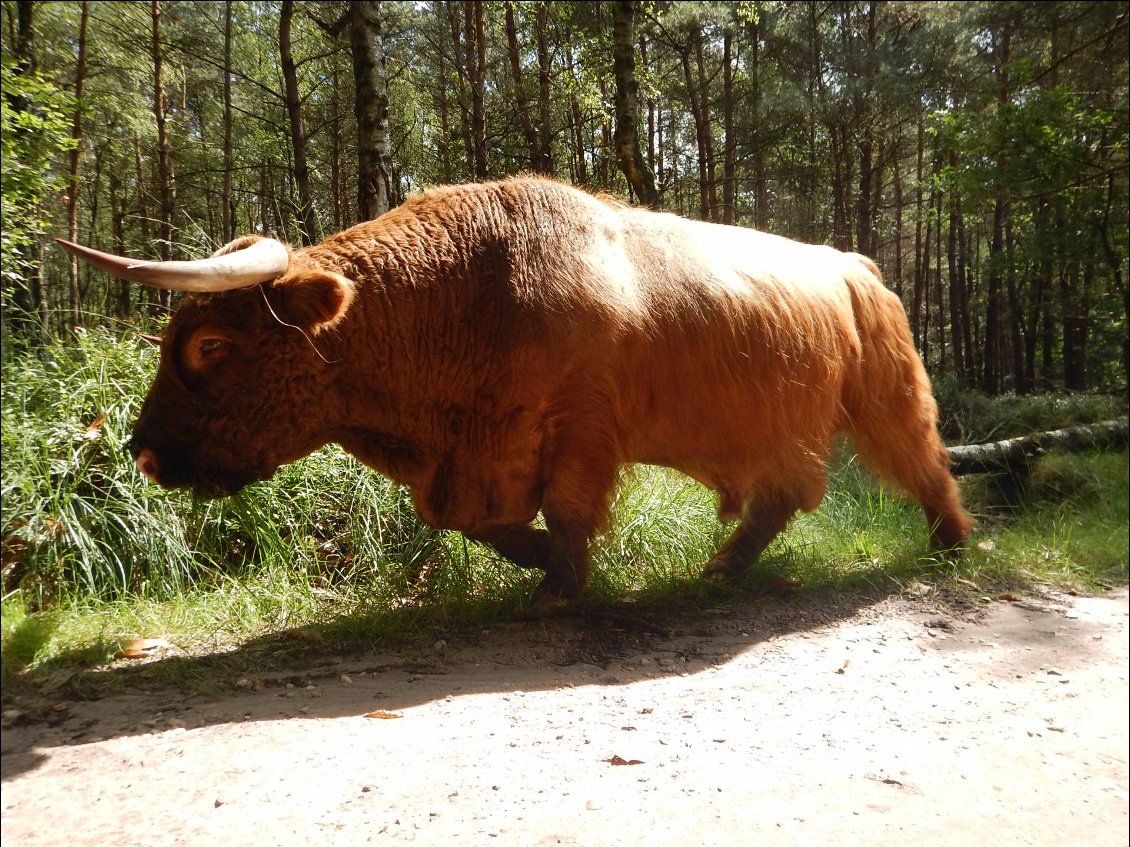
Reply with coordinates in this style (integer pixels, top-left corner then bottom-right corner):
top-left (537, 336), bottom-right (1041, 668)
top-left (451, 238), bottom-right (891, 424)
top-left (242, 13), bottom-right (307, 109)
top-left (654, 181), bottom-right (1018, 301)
top-left (135, 448), bottom-right (161, 482)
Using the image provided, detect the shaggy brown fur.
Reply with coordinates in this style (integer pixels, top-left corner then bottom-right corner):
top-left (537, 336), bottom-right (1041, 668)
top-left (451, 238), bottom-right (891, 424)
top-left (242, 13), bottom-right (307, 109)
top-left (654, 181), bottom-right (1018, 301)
top-left (128, 177), bottom-right (972, 599)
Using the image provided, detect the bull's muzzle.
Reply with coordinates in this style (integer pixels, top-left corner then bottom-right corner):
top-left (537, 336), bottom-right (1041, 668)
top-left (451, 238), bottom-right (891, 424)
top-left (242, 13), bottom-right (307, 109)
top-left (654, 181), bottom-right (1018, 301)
top-left (126, 437), bottom-right (161, 483)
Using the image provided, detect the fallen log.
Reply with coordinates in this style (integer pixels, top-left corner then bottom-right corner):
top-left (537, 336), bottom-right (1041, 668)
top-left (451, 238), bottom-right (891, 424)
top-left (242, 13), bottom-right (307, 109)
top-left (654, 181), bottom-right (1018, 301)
top-left (946, 416), bottom-right (1129, 477)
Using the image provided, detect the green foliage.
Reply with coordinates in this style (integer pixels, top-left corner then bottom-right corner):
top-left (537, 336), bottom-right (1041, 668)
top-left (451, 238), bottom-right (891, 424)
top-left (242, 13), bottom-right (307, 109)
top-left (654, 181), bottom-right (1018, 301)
top-left (1, 3), bottom-right (1128, 682)
top-left (0, 1), bottom-right (1124, 395)
top-left (0, 53), bottom-right (75, 285)
top-left (2, 327), bottom-right (180, 603)
top-left (971, 450), bottom-right (1129, 587)
top-left (932, 376), bottom-right (1126, 443)
top-left (594, 467), bottom-right (726, 598)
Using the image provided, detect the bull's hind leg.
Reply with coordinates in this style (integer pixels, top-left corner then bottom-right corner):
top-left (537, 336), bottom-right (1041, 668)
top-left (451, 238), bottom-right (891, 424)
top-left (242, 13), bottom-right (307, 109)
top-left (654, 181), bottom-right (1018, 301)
top-left (703, 477), bottom-right (824, 582)
top-left (703, 492), bottom-right (797, 581)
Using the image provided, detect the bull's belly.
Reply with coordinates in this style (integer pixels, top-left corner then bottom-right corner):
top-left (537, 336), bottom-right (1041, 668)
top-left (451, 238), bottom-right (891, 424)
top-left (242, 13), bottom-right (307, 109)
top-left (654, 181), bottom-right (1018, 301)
top-left (624, 388), bottom-right (844, 517)
top-left (411, 453), bottom-right (543, 534)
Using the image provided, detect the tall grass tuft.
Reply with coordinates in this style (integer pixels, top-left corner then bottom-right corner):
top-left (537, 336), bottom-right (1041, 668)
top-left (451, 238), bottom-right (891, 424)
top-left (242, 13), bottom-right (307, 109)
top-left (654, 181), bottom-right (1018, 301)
top-left (1, 327), bottom-right (441, 610)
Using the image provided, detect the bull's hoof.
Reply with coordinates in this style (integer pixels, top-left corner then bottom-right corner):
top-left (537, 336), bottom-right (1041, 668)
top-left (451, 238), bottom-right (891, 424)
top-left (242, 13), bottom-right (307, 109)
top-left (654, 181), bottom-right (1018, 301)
top-left (701, 555), bottom-right (745, 583)
top-left (516, 592), bottom-right (570, 616)
top-left (531, 570), bottom-right (583, 605)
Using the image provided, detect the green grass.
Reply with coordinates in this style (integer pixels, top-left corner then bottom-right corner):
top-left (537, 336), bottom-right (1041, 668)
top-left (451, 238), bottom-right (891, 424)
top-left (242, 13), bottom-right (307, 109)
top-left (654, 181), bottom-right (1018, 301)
top-left (2, 329), bottom-right (1128, 692)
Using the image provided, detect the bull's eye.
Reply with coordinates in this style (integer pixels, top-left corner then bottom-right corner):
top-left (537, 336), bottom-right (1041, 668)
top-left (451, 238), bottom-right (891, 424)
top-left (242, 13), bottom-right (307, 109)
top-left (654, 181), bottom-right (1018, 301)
top-left (198, 337), bottom-right (226, 357)
top-left (183, 333), bottom-right (232, 374)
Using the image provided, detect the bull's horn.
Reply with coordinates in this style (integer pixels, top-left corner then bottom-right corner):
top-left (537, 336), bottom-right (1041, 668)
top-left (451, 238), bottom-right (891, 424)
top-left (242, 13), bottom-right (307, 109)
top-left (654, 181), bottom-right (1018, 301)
top-left (55, 237), bottom-right (290, 292)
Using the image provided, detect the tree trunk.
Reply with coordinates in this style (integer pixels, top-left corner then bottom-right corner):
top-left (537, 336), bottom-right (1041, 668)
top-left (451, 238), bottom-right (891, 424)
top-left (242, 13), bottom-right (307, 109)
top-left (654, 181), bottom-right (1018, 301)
top-left (65, 0), bottom-right (90, 329)
top-left (351, 0), bottom-right (393, 219)
top-left (134, 134), bottom-right (152, 246)
top-left (6, 0), bottom-right (41, 337)
top-left (535, 2), bottom-right (553, 174)
top-left (221, 0), bottom-right (235, 243)
top-left (1027, 200), bottom-right (1051, 388)
top-left (1005, 217), bottom-right (1027, 393)
top-left (912, 115), bottom-right (925, 352)
top-left (933, 151), bottom-right (946, 374)
top-left (13, 1), bottom-right (36, 88)
top-left (109, 167), bottom-right (131, 318)
top-left (504, 1), bottom-right (539, 171)
top-left (564, 25), bottom-right (587, 184)
top-left (678, 20), bottom-right (718, 222)
top-left (84, 140), bottom-right (106, 307)
top-left (805, 2), bottom-right (821, 243)
top-left (596, 0), bottom-right (612, 190)
top-left (1097, 173), bottom-right (1129, 394)
top-left (958, 200), bottom-right (975, 380)
top-left (854, 1), bottom-right (878, 258)
top-left (946, 149), bottom-right (966, 386)
top-left (947, 417), bottom-right (1128, 477)
top-left (444, 1), bottom-right (473, 178)
top-left (150, 0), bottom-right (175, 313)
top-left (892, 140), bottom-right (904, 298)
top-left (436, 37), bottom-right (453, 183)
top-left (280, 0), bottom-right (318, 242)
top-left (694, 26), bottom-right (717, 221)
top-left (721, 28), bottom-right (736, 225)
top-left (982, 24), bottom-right (1014, 394)
top-left (747, 14), bottom-right (767, 230)
top-left (680, 40), bottom-right (710, 219)
top-left (1062, 262), bottom-right (1091, 391)
top-left (330, 60), bottom-right (344, 229)
top-left (641, 35), bottom-right (655, 182)
top-left (464, 0), bottom-right (488, 179)
top-left (259, 159), bottom-right (274, 235)
top-left (611, 0), bottom-right (659, 206)
top-left (870, 136), bottom-right (884, 259)
top-left (830, 123), bottom-right (851, 251)
top-left (983, 201), bottom-right (1007, 395)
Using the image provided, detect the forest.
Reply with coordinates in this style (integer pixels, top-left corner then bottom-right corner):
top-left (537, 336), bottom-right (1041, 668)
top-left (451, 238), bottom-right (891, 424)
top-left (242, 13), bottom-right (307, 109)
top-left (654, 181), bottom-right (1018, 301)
top-left (2, 0), bottom-right (1127, 396)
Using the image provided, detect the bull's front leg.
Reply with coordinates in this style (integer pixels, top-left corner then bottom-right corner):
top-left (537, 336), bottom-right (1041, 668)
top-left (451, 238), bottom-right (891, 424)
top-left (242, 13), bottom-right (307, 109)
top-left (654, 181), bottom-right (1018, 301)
top-left (490, 403), bottom-right (618, 602)
top-left (467, 520), bottom-right (590, 601)
top-left (467, 523), bottom-right (550, 571)
top-left (533, 458), bottom-right (617, 601)
top-left (534, 515), bottom-right (595, 601)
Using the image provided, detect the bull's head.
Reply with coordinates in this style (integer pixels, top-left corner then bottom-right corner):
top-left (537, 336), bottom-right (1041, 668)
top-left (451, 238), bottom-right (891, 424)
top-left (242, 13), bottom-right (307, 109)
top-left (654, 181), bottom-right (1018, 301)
top-left (57, 236), bottom-right (355, 497)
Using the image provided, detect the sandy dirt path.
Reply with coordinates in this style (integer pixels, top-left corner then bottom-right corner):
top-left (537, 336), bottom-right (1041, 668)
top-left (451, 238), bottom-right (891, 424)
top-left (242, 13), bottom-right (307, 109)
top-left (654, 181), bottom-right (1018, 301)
top-left (2, 587), bottom-right (1127, 847)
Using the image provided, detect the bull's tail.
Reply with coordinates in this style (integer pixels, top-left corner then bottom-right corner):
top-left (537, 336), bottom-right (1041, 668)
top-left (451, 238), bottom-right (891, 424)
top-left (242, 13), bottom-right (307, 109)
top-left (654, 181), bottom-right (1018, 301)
top-left (840, 255), bottom-right (973, 549)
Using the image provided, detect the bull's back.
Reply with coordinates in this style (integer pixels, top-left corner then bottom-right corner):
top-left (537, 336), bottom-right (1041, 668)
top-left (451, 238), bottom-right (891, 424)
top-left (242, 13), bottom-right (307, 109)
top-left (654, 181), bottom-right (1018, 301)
top-left (600, 212), bottom-right (865, 484)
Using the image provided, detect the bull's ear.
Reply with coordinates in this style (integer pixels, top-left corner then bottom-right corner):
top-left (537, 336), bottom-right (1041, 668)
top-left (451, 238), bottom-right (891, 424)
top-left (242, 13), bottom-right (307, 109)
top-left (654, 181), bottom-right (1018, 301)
top-left (270, 270), bottom-right (355, 335)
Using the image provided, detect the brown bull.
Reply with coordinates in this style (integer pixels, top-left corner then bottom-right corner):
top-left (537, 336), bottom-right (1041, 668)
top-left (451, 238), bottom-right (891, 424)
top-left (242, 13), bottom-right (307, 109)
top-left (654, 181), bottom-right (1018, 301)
top-left (59, 177), bottom-right (972, 599)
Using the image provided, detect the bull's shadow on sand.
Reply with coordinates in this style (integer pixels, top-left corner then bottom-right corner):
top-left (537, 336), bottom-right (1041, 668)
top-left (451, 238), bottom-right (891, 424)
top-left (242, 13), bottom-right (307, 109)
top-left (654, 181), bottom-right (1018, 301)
top-left (1, 565), bottom-right (954, 782)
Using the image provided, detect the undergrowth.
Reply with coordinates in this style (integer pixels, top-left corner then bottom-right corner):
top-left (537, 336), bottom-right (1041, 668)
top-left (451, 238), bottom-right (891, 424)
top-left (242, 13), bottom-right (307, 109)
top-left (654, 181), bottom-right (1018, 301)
top-left (2, 329), bottom-right (1127, 686)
